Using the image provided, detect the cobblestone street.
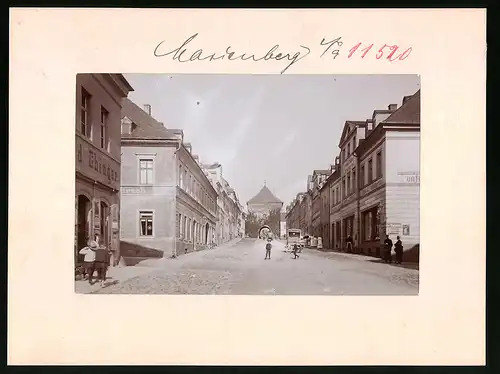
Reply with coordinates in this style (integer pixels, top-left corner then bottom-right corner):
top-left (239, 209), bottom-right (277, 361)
top-left (95, 238), bottom-right (419, 295)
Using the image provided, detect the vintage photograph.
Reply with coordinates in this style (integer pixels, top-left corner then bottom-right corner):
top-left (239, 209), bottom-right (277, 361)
top-left (74, 74), bottom-right (420, 295)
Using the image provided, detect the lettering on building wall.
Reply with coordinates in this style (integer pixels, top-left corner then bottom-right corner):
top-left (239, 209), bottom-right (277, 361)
top-left (121, 186), bottom-right (149, 195)
top-left (385, 223), bottom-right (402, 235)
top-left (397, 171), bottom-right (420, 184)
top-left (76, 137), bottom-right (120, 189)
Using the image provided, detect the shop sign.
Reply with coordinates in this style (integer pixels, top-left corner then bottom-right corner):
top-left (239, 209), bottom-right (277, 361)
top-left (76, 136), bottom-right (120, 189)
top-left (385, 223), bottom-right (402, 235)
top-left (397, 171), bottom-right (420, 184)
top-left (121, 186), bottom-right (151, 195)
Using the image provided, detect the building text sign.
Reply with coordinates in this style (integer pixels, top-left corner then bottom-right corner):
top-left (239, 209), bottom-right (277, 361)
top-left (397, 171), bottom-right (420, 184)
top-left (76, 136), bottom-right (120, 190)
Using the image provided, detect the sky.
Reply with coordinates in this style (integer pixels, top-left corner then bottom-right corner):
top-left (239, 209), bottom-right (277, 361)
top-left (124, 74), bottom-right (420, 208)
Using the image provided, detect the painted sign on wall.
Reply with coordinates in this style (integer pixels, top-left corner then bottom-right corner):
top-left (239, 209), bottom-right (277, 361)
top-left (397, 171), bottom-right (420, 184)
top-left (385, 223), bottom-right (402, 235)
top-left (76, 136), bottom-right (120, 190)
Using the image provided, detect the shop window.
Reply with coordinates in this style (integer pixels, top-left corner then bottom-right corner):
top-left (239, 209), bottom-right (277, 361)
top-left (139, 211), bottom-right (153, 236)
top-left (139, 159), bottom-right (154, 185)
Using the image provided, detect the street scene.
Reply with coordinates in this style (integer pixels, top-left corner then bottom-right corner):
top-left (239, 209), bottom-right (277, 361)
top-left (94, 238), bottom-right (418, 295)
top-left (74, 74), bottom-right (420, 295)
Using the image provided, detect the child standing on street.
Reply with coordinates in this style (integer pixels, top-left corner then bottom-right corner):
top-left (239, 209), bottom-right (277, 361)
top-left (94, 245), bottom-right (112, 287)
top-left (79, 240), bottom-right (98, 284)
top-left (292, 244), bottom-right (300, 259)
top-left (265, 238), bottom-right (272, 260)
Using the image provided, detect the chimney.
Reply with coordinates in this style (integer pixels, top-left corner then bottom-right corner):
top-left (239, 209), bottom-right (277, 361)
top-left (184, 142), bottom-right (192, 153)
top-left (143, 104), bottom-right (152, 116)
top-left (402, 95), bottom-right (412, 104)
top-left (388, 104), bottom-right (397, 111)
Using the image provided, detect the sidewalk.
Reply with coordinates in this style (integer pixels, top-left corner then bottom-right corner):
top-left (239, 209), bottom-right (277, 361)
top-left (75, 265), bottom-right (158, 294)
top-left (306, 247), bottom-right (419, 270)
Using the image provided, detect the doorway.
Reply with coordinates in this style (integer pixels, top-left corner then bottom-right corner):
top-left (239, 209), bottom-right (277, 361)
top-left (205, 223), bottom-right (209, 245)
top-left (76, 194), bottom-right (91, 263)
top-left (100, 201), bottom-right (108, 247)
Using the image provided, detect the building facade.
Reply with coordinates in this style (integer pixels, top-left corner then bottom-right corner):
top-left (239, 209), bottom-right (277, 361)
top-left (203, 162), bottom-right (243, 245)
top-left (285, 90), bottom-right (420, 261)
top-left (120, 99), bottom-right (217, 258)
top-left (75, 74), bottom-right (133, 266)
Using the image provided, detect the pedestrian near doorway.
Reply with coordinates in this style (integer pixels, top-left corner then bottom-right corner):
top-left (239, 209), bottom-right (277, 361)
top-left (265, 238), bottom-right (272, 260)
top-left (79, 240), bottom-right (98, 284)
top-left (394, 236), bottom-right (403, 264)
top-left (383, 235), bottom-right (393, 264)
top-left (94, 245), bottom-right (111, 287)
top-left (346, 235), bottom-right (353, 253)
top-left (292, 243), bottom-right (300, 259)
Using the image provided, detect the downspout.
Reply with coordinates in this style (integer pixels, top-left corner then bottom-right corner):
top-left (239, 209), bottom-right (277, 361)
top-left (171, 140), bottom-right (183, 258)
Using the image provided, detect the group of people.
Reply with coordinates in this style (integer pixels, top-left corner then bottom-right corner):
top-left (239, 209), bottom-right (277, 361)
top-left (383, 235), bottom-right (404, 264)
top-left (78, 239), bottom-right (112, 286)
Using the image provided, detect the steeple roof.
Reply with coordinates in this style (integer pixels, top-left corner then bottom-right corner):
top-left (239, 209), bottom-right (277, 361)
top-left (247, 185), bottom-right (283, 205)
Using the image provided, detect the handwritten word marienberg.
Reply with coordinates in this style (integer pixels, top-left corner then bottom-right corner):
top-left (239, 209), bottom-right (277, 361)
top-left (153, 33), bottom-right (314, 74)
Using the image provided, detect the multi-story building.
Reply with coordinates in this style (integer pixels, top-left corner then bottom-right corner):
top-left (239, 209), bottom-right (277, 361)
top-left (120, 99), bottom-right (217, 258)
top-left (286, 90), bottom-right (420, 261)
top-left (203, 162), bottom-right (243, 244)
top-left (75, 74), bottom-right (134, 266)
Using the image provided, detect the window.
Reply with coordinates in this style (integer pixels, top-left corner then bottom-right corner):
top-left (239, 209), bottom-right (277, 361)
top-left (176, 213), bottom-right (181, 238)
top-left (80, 88), bottom-right (91, 137)
top-left (368, 158), bottom-right (373, 184)
top-left (184, 170), bottom-right (187, 190)
top-left (353, 135), bottom-right (356, 149)
top-left (352, 168), bottom-right (356, 192)
top-left (347, 143), bottom-right (351, 156)
top-left (187, 175), bottom-right (191, 194)
top-left (139, 159), bottom-right (153, 184)
top-left (342, 178), bottom-right (346, 197)
top-left (183, 216), bottom-right (187, 238)
top-left (347, 172), bottom-right (351, 195)
top-left (360, 165), bottom-right (365, 188)
top-left (342, 148), bottom-right (346, 161)
top-left (139, 211), bottom-right (153, 236)
top-left (376, 151), bottom-right (383, 179)
top-left (178, 165), bottom-right (182, 187)
top-left (100, 106), bottom-right (108, 150)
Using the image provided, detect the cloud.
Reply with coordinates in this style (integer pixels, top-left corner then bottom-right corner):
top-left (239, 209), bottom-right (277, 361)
top-left (271, 131), bottom-right (297, 158)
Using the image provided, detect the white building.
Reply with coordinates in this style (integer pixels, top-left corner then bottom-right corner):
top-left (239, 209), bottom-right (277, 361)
top-left (329, 89), bottom-right (420, 260)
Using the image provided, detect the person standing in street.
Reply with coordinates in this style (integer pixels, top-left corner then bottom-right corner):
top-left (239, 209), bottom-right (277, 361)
top-left (383, 235), bottom-right (393, 264)
top-left (292, 243), bottom-right (300, 259)
top-left (265, 238), bottom-right (272, 260)
top-left (79, 240), bottom-right (97, 284)
top-left (346, 235), bottom-right (353, 253)
top-left (394, 236), bottom-right (404, 264)
top-left (94, 244), bottom-right (111, 287)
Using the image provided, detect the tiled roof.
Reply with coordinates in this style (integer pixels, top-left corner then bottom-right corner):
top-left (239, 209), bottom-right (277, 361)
top-left (121, 98), bottom-right (180, 139)
top-left (383, 90), bottom-right (420, 125)
top-left (247, 185), bottom-right (283, 205)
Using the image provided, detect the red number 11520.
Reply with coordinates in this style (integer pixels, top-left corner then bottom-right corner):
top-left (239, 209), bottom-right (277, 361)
top-left (348, 43), bottom-right (412, 62)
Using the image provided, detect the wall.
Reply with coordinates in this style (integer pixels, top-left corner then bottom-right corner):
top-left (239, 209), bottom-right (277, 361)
top-left (384, 132), bottom-right (420, 249)
top-left (120, 144), bottom-right (177, 256)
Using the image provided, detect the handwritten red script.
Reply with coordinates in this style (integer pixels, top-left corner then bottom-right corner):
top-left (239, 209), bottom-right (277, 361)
top-left (347, 43), bottom-right (412, 61)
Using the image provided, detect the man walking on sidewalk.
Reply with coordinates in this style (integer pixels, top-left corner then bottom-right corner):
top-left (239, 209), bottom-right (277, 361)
top-left (265, 238), bottom-right (272, 260)
top-left (394, 236), bottom-right (403, 264)
top-left (383, 235), bottom-right (393, 264)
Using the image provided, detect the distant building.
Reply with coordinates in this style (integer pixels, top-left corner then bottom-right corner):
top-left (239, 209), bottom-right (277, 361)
top-left (75, 74), bottom-right (134, 266)
top-left (120, 99), bottom-right (217, 259)
top-left (247, 185), bottom-right (283, 217)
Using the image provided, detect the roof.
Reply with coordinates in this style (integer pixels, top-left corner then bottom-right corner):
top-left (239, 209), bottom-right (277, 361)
top-left (121, 98), bottom-right (181, 139)
top-left (313, 169), bottom-right (330, 175)
top-left (339, 120), bottom-right (366, 146)
top-left (247, 185), bottom-right (283, 205)
top-left (383, 90), bottom-right (420, 125)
